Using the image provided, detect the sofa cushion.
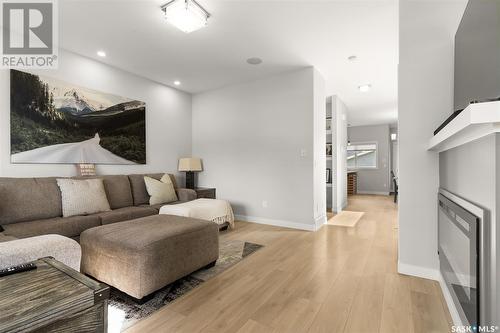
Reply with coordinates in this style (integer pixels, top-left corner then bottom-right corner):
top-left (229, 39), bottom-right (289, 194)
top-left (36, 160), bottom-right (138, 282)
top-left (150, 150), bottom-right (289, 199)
top-left (92, 206), bottom-right (157, 225)
top-left (141, 201), bottom-right (181, 212)
top-left (129, 173), bottom-right (178, 206)
top-left (176, 188), bottom-right (197, 202)
top-left (76, 175), bottom-right (134, 209)
top-left (57, 178), bottom-right (111, 217)
top-left (144, 175), bottom-right (178, 205)
top-left (0, 233), bottom-right (17, 243)
top-left (0, 177), bottom-right (62, 225)
top-left (102, 175), bottom-right (134, 209)
top-left (1, 215), bottom-right (100, 239)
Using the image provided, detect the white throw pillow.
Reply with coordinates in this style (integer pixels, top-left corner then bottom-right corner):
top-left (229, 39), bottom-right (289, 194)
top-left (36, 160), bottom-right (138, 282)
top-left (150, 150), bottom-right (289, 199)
top-left (56, 178), bottom-right (111, 217)
top-left (144, 174), bottom-right (178, 205)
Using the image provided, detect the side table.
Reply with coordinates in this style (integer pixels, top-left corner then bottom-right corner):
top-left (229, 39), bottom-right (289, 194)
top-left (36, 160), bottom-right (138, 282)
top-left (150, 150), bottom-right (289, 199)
top-left (194, 187), bottom-right (216, 199)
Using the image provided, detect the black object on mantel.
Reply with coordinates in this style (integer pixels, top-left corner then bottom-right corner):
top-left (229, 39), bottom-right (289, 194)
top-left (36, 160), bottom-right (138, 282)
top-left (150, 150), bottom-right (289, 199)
top-left (434, 96), bottom-right (500, 136)
top-left (434, 109), bottom-right (464, 136)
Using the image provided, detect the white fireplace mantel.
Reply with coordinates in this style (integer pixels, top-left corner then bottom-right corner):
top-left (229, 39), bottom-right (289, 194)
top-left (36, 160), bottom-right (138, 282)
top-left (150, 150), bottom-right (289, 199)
top-left (428, 101), bottom-right (500, 152)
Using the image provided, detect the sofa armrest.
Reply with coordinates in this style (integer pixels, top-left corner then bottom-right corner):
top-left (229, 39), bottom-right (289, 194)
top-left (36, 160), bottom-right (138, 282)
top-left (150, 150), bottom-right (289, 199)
top-left (176, 188), bottom-right (197, 202)
top-left (0, 234), bottom-right (81, 271)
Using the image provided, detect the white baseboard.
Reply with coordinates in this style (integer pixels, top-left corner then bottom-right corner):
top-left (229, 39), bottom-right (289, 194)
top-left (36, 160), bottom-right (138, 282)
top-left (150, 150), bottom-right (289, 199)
top-left (314, 214), bottom-right (327, 230)
top-left (234, 214), bottom-right (316, 231)
top-left (357, 190), bottom-right (390, 196)
top-left (398, 261), bottom-right (462, 326)
top-left (342, 201), bottom-right (348, 210)
top-left (397, 261), bottom-right (440, 280)
top-left (334, 201), bottom-right (348, 213)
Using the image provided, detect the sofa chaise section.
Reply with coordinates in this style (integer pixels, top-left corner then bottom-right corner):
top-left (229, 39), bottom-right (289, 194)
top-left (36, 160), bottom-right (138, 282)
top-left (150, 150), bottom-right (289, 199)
top-left (91, 206), bottom-right (157, 225)
top-left (0, 234), bottom-right (81, 271)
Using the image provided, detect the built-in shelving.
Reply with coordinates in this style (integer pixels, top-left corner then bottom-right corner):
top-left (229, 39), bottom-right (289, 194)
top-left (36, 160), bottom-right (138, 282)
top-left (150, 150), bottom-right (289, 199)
top-left (428, 101), bottom-right (500, 152)
top-left (326, 109), bottom-right (333, 210)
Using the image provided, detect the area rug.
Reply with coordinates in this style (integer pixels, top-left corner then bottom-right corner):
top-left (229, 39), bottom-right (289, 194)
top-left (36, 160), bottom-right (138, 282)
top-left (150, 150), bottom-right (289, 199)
top-left (107, 240), bottom-right (263, 332)
top-left (327, 211), bottom-right (364, 227)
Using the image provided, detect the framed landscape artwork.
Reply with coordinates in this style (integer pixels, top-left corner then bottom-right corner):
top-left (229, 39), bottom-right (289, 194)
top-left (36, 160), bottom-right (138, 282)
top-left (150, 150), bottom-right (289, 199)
top-left (10, 70), bottom-right (146, 164)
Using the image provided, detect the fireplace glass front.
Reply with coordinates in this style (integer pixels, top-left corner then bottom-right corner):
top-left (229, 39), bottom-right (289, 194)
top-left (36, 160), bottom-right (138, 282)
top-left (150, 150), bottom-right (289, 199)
top-left (438, 192), bottom-right (481, 327)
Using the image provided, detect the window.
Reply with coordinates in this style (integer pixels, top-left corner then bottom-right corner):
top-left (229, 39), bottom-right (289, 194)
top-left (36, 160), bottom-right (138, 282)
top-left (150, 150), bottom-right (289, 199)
top-left (347, 143), bottom-right (377, 169)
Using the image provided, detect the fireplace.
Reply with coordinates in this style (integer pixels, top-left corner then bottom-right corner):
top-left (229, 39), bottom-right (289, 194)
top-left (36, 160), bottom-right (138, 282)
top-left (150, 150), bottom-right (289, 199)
top-left (438, 189), bottom-right (486, 327)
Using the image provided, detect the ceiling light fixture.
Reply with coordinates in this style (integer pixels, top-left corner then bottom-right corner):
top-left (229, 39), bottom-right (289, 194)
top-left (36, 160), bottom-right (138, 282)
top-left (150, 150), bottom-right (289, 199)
top-left (97, 51), bottom-right (106, 57)
top-left (174, 80), bottom-right (181, 86)
top-left (161, 0), bottom-right (210, 33)
top-left (358, 84), bottom-right (371, 92)
top-left (247, 57), bottom-right (263, 65)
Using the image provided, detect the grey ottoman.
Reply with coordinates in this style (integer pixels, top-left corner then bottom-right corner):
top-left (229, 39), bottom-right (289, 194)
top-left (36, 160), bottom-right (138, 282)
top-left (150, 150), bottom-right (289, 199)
top-left (80, 214), bottom-right (219, 299)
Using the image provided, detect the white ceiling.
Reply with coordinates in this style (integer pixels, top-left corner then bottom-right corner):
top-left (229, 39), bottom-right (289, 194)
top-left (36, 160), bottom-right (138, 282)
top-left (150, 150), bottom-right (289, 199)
top-left (60, 0), bottom-right (398, 126)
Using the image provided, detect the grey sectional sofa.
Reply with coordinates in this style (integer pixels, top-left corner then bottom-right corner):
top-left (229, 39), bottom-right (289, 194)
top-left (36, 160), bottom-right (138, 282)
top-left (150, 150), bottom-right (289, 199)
top-left (0, 173), bottom-right (196, 241)
top-left (0, 173), bottom-right (220, 300)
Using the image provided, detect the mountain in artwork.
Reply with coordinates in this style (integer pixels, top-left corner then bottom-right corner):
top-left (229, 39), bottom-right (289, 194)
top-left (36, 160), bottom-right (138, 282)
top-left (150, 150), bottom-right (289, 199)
top-left (10, 70), bottom-right (146, 164)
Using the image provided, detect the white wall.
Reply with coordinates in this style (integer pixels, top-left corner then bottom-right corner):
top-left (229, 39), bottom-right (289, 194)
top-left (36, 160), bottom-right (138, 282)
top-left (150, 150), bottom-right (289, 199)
top-left (347, 124), bottom-right (390, 195)
top-left (192, 68), bottom-right (324, 230)
top-left (0, 50), bottom-right (192, 180)
top-left (332, 96), bottom-right (348, 212)
top-left (313, 70), bottom-right (327, 228)
top-left (398, 0), bottom-right (467, 278)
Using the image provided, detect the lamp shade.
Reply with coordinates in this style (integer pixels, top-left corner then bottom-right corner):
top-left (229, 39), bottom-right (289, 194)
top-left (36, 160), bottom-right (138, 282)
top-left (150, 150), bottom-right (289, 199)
top-left (178, 157), bottom-right (202, 171)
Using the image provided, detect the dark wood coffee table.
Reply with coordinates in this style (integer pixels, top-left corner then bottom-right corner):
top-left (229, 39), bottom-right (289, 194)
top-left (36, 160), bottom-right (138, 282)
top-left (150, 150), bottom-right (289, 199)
top-left (0, 257), bottom-right (109, 333)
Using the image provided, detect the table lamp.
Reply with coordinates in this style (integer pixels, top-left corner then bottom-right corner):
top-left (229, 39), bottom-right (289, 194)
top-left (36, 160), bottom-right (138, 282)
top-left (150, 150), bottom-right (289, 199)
top-left (178, 157), bottom-right (203, 189)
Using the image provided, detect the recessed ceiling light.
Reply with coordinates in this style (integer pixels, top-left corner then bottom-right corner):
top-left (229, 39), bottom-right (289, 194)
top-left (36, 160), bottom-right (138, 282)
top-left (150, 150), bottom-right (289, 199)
top-left (247, 57), bottom-right (263, 65)
top-left (174, 80), bottom-right (181, 86)
top-left (97, 51), bottom-right (106, 57)
top-left (347, 55), bottom-right (357, 61)
top-left (358, 84), bottom-right (372, 92)
top-left (161, 0), bottom-right (210, 33)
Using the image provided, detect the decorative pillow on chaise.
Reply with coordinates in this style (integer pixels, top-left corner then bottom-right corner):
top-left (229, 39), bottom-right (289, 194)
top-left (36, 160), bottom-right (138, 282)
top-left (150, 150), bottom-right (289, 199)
top-left (56, 178), bottom-right (111, 217)
top-left (144, 174), bottom-right (178, 205)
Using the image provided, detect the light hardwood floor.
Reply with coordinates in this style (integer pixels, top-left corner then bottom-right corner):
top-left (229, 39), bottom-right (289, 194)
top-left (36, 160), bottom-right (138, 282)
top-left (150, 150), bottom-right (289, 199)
top-left (126, 195), bottom-right (452, 333)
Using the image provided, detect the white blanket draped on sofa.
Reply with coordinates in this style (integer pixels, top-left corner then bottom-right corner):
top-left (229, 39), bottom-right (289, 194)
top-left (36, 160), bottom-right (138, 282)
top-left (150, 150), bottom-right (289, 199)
top-left (159, 198), bottom-right (235, 228)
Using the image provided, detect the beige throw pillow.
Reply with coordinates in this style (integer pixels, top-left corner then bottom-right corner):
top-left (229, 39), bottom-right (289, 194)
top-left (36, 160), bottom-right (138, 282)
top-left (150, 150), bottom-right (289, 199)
top-left (144, 174), bottom-right (178, 205)
top-left (56, 178), bottom-right (111, 217)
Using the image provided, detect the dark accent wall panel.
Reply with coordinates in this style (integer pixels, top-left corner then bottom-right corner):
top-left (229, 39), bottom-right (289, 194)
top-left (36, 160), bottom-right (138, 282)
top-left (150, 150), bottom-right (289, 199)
top-left (454, 0), bottom-right (500, 110)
